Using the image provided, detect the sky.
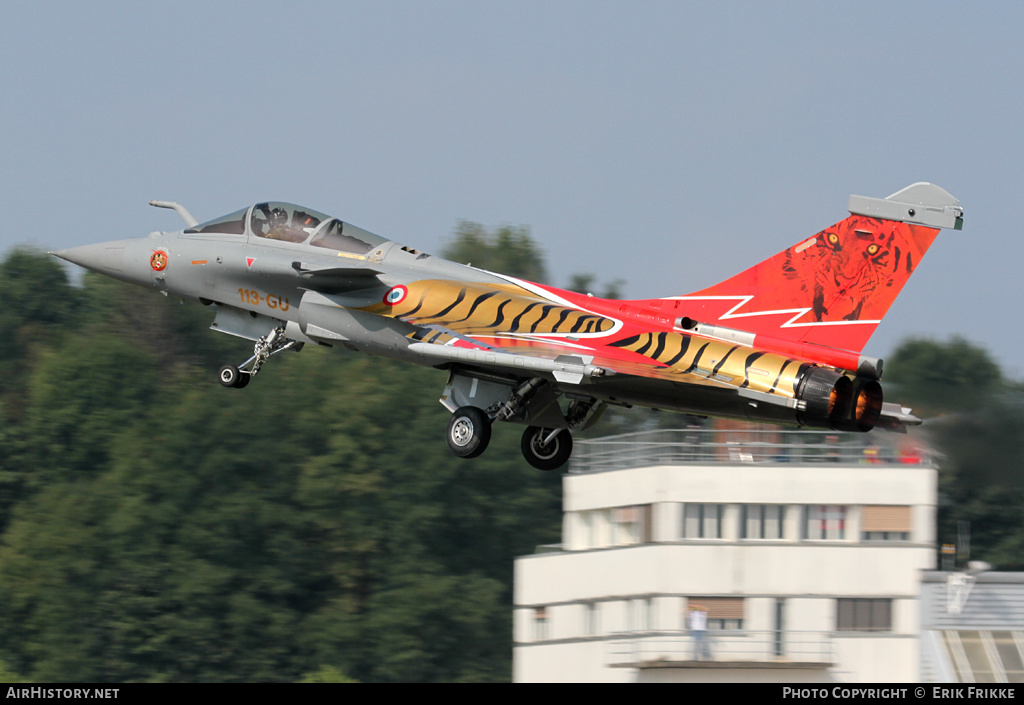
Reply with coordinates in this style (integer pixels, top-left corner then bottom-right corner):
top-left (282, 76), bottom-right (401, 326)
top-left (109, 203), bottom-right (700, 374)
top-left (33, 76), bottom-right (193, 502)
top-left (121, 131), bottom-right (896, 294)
top-left (3, 2), bottom-right (1023, 376)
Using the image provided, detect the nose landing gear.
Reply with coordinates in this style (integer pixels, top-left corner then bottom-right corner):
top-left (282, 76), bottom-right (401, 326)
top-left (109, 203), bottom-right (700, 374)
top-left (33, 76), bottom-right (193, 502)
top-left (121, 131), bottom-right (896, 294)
top-left (218, 363), bottom-right (250, 389)
top-left (217, 326), bottom-right (301, 388)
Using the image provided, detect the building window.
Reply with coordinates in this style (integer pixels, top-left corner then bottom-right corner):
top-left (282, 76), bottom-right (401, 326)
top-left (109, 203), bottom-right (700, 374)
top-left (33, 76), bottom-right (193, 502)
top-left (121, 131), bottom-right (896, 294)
top-left (941, 631), bottom-right (1024, 683)
top-left (576, 506), bottom-right (651, 549)
top-left (683, 503), bottom-right (723, 539)
top-left (611, 505), bottom-right (650, 545)
top-left (803, 505), bottom-right (847, 540)
top-left (862, 531), bottom-right (910, 541)
top-left (579, 510), bottom-right (598, 549)
top-left (583, 603), bottom-right (599, 636)
top-left (534, 607), bottom-right (549, 640)
top-left (627, 598), bottom-right (654, 632)
top-left (687, 597), bottom-right (744, 630)
top-left (742, 504), bottom-right (783, 539)
top-left (861, 505), bottom-right (911, 542)
top-left (837, 598), bottom-right (892, 631)
top-left (710, 618), bottom-right (743, 630)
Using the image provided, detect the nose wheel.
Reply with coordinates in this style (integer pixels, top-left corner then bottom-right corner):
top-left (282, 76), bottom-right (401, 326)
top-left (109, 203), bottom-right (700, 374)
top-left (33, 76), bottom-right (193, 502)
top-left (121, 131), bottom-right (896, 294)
top-left (446, 406), bottom-right (492, 459)
top-left (218, 363), bottom-right (250, 389)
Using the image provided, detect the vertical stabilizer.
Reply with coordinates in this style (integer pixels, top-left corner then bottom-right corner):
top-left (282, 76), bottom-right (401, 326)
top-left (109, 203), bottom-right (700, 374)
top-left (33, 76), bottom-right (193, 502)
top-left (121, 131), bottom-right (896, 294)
top-left (672, 183), bottom-right (962, 355)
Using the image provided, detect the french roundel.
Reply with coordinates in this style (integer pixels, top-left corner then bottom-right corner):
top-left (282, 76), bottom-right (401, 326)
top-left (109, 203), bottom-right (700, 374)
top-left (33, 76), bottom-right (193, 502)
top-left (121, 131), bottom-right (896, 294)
top-left (384, 285), bottom-right (407, 306)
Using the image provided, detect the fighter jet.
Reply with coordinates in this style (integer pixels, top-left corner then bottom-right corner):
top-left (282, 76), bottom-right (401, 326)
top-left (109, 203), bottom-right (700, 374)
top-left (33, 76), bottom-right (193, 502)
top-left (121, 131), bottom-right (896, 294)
top-left (53, 183), bottom-right (963, 469)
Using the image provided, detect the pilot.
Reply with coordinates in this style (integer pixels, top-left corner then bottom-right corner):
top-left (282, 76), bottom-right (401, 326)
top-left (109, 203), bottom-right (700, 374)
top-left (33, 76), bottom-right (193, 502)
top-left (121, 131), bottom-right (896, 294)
top-left (269, 207), bottom-right (288, 231)
top-left (266, 207), bottom-right (297, 241)
top-left (254, 204), bottom-right (305, 243)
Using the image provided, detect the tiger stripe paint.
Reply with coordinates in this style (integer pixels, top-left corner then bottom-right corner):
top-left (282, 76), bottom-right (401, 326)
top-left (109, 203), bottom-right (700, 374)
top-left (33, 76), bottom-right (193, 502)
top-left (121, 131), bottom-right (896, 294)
top-left (610, 331), bottom-right (803, 398)
top-left (367, 280), bottom-right (617, 339)
top-left (371, 278), bottom-right (805, 398)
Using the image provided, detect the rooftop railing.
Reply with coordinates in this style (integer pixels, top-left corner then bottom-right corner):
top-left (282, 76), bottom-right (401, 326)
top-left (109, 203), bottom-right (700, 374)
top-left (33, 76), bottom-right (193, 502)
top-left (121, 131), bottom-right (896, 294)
top-left (570, 428), bottom-right (930, 474)
top-left (607, 629), bottom-right (834, 668)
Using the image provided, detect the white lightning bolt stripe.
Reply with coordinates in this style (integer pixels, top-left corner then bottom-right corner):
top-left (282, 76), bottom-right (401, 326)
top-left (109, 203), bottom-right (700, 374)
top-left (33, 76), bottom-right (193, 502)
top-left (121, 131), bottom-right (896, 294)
top-left (667, 295), bottom-right (880, 329)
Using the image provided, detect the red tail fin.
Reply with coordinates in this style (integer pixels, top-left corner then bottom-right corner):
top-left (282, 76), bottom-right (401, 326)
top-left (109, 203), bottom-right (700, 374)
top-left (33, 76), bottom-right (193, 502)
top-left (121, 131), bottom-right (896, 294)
top-left (672, 183), bottom-right (962, 355)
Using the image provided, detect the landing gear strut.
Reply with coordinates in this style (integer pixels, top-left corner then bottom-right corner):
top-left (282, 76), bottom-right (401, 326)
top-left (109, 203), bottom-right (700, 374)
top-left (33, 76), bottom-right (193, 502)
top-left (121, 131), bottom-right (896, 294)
top-left (217, 326), bottom-right (300, 389)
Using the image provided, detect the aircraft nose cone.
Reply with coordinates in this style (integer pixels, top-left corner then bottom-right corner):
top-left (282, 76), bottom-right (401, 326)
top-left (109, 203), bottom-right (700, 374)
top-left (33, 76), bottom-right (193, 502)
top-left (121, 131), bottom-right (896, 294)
top-left (52, 242), bottom-right (125, 275)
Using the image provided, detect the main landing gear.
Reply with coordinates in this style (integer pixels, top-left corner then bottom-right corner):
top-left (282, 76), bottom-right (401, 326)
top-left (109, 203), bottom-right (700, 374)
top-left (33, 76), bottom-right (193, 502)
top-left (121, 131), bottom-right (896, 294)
top-left (443, 375), bottom-right (601, 471)
top-left (217, 326), bottom-right (301, 389)
top-left (446, 404), bottom-right (576, 471)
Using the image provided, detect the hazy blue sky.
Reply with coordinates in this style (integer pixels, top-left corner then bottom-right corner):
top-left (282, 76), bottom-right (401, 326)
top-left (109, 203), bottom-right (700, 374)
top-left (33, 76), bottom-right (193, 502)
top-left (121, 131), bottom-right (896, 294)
top-left (3, 2), bottom-right (1022, 375)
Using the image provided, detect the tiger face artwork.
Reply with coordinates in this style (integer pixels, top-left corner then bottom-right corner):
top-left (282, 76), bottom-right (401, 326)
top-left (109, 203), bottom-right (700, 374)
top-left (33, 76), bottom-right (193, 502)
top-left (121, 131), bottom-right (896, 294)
top-left (781, 215), bottom-right (939, 323)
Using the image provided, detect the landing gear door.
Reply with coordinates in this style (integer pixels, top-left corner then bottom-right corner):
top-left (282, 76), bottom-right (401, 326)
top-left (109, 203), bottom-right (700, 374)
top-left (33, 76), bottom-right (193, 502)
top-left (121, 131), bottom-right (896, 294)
top-left (440, 372), bottom-right (512, 413)
top-left (210, 303), bottom-right (284, 342)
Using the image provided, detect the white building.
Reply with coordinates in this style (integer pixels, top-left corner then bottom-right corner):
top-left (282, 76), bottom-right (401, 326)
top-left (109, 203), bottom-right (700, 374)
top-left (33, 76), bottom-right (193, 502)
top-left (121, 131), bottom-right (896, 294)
top-left (919, 571), bottom-right (1024, 682)
top-left (513, 427), bottom-right (936, 682)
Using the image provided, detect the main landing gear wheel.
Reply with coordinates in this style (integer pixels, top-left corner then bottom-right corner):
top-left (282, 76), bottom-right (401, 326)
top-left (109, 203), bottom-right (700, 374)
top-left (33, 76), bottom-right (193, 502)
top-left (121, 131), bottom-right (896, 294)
top-left (446, 406), bottom-right (492, 459)
top-left (218, 363), bottom-right (246, 388)
top-left (521, 426), bottom-right (573, 471)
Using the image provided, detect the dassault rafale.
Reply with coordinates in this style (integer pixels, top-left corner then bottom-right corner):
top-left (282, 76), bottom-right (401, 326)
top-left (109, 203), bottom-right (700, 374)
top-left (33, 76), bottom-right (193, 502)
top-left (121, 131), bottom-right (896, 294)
top-left (53, 183), bottom-right (963, 469)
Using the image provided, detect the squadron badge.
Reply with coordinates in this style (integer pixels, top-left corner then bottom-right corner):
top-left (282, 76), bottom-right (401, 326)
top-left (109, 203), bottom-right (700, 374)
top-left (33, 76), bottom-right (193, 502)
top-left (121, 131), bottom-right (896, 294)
top-left (150, 250), bottom-right (168, 271)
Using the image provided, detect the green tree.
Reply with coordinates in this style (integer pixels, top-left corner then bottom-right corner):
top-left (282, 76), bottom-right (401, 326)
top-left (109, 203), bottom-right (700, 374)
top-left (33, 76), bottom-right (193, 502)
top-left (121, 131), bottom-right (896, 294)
top-left (567, 273), bottom-right (625, 300)
top-left (929, 395), bottom-right (1024, 570)
top-left (0, 660), bottom-right (25, 682)
top-left (292, 354), bottom-right (560, 682)
top-left (442, 221), bottom-right (548, 283)
top-left (0, 236), bottom-right (568, 682)
top-left (888, 337), bottom-right (1024, 570)
top-left (77, 272), bottom-right (237, 372)
top-left (885, 336), bottom-right (1004, 418)
top-left (0, 247), bottom-right (80, 326)
top-left (0, 336), bottom-right (561, 681)
top-left (0, 351), bottom-right (327, 681)
top-left (0, 248), bottom-right (82, 398)
top-left (299, 665), bottom-right (358, 683)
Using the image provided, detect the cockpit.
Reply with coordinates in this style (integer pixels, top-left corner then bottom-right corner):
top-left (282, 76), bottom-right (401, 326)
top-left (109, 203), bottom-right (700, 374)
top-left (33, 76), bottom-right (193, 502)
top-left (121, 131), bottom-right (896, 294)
top-left (251, 203), bottom-right (326, 243)
top-left (185, 202), bottom-right (390, 255)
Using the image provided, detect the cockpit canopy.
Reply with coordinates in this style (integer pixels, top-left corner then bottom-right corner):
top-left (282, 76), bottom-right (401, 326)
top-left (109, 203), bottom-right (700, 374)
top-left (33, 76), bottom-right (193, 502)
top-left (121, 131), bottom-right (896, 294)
top-left (251, 202), bottom-right (329, 243)
top-left (185, 202), bottom-right (389, 255)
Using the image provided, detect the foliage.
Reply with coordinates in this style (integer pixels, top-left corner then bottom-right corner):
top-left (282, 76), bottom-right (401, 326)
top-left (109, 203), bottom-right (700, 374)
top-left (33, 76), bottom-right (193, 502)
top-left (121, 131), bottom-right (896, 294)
top-left (0, 660), bottom-right (26, 683)
top-left (299, 665), bottom-right (358, 683)
top-left (441, 221), bottom-right (548, 284)
top-left (566, 273), bottom-right (625, 300)
top-left (885, 336), bottom-right (1004, 418)
top-left (0, 246), bottom-right (82, 398)
top-left (443, 221), bottom-right (627, 298)
top-left (0, 249), bottom-right (561, 682)
top-left (887, 337), bottom-right (1024, 570)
